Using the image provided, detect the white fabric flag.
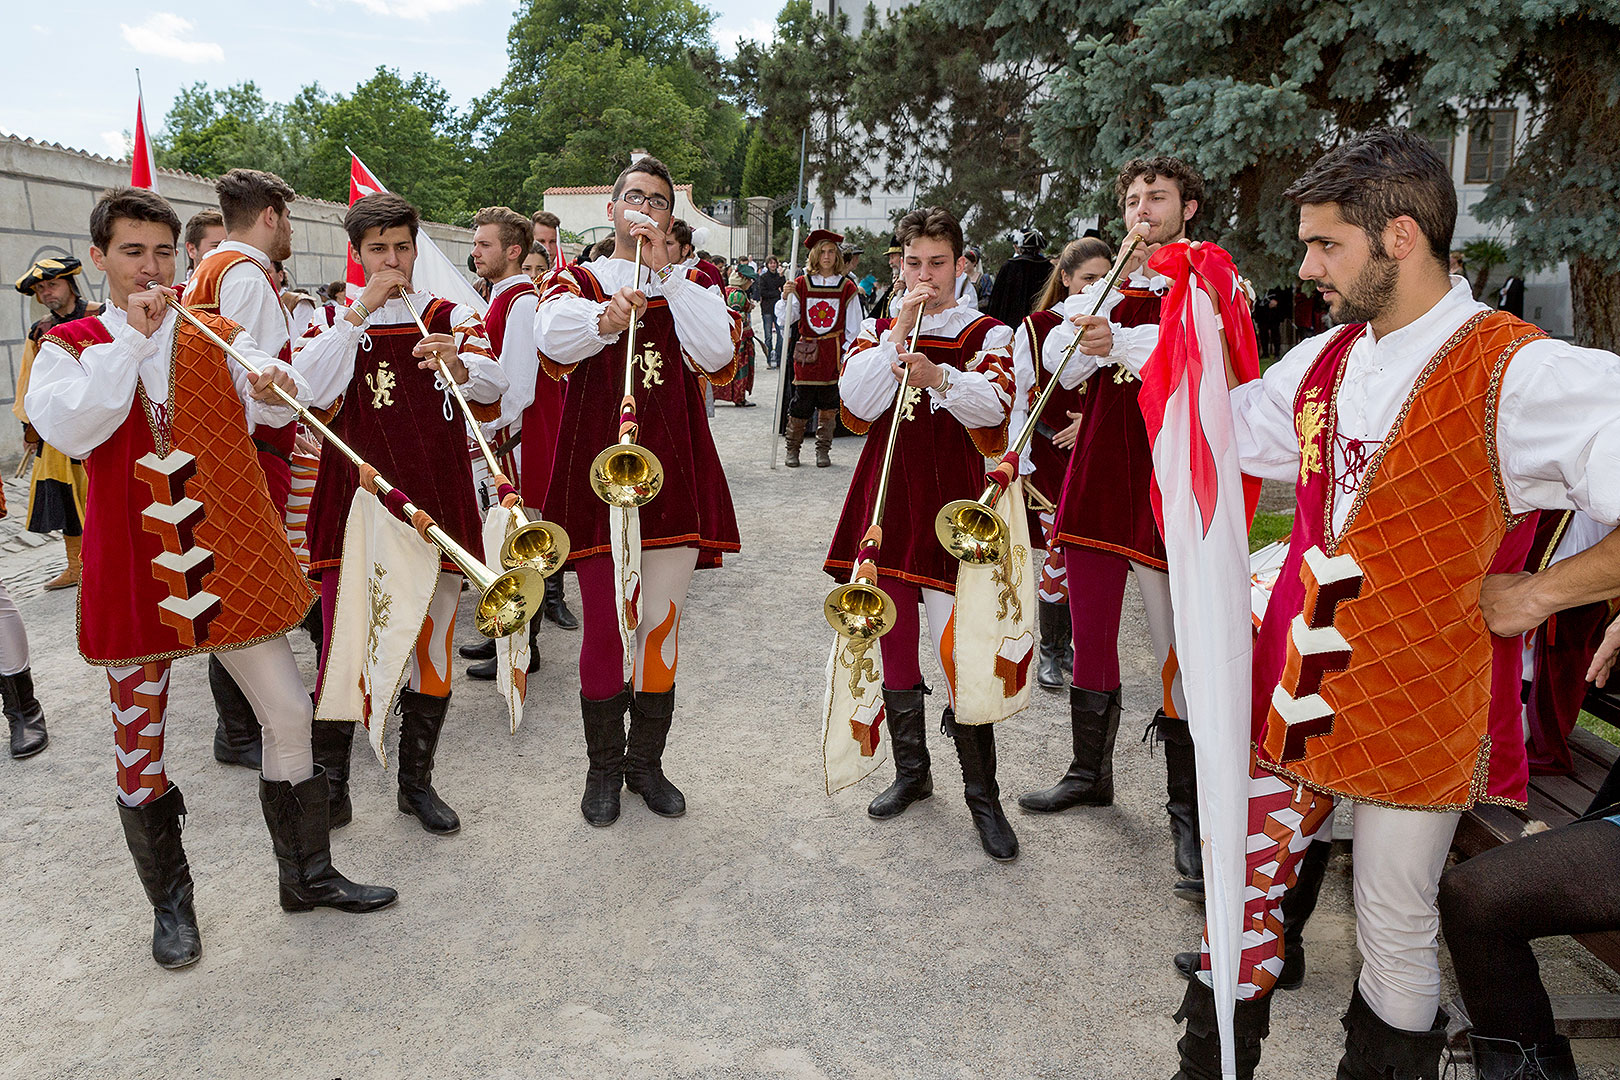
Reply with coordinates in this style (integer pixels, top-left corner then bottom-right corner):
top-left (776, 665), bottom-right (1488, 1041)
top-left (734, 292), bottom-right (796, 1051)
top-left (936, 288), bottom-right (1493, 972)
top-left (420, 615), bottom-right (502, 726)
top-left (609, 505), bottom-right (642, 684)
top-left (821, 633), bottom-right (888, 794)
top-left (951, 478), bottom-right (1037, 726)
top-left (481, 507), bottom-right (531, 733)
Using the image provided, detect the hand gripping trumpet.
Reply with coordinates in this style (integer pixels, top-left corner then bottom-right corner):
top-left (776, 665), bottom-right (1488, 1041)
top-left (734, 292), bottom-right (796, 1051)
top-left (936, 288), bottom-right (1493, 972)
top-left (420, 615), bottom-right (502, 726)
top-left (934, 222), bottom-right (1151, 565)
top-left (146, 282), bottom-right (543, 638)
top-left (823, 312), bottom-right (927, 640)
top-left (395, 288), bottom-right (570, 577)
top-left (591, 208), bottom-right (665, 508)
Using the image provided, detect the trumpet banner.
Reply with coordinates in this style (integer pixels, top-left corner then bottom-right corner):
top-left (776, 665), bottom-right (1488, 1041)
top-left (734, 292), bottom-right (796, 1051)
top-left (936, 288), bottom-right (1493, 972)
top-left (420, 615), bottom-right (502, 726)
top-left (951, 478), bottom-right (1037, 726)
top-left (481, 508), bottom-right (531, 734)
top-left (314, 491), bottom-right (439, 766)
top-left (821, 632), bottom-right (888, 795)
top-left (610, 504), bottom-right (642, 683)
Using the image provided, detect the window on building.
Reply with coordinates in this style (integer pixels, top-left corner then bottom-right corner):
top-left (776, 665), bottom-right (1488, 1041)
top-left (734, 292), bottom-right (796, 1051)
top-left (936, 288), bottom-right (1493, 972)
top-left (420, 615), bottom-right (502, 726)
top-left (1427, 134), bottom-right (1455, 177)
top-left (1465, 110), bottom-right (1516, 184)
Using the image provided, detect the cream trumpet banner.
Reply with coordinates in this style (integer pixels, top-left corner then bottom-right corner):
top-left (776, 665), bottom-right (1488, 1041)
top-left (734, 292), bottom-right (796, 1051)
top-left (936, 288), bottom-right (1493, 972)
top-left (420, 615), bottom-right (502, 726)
top-left (821, 632), bottom-right (888, 795)
top-left (951, 477), bottom-right (1036, 725)
top-left (482, 507), bottom-right (531, 733)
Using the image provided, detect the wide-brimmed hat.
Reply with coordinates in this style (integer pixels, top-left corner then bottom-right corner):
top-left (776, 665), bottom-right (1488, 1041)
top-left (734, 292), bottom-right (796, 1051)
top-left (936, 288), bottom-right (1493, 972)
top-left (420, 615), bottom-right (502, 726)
top-left (15, 255), bottom-right (84, 295)
top-left (804, 229), bottom-right (844, 251)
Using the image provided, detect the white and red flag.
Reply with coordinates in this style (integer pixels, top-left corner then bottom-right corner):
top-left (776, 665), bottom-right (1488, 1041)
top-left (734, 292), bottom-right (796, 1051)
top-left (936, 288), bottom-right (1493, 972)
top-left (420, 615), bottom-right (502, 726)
top-left (130, 81), bottom-right (158, 191)
top-left (344, 151), bottom-right (487, 316)
top-left (1137, 241), bottom-right (1261, 1080)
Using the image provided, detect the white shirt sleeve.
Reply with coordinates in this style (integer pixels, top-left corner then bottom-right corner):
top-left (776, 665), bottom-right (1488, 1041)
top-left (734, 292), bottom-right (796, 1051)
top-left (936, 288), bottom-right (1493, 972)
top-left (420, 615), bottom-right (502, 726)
top-left (780, 290), bottom-right (799, 336)
top-left (485, 291), bottom-right (540, 438)
top-left (293, 316), bottom-right (364, 410)
top-left (839, 321), bottom-right (902, 422)
top-left (1229, 333), bottom-right (1325, 483)
top-left (1010, 321), bottom-right (1037, 474)
top-left (658, 269), bottom-right (736, 374)
top-left (23, 328), bottom-right (145, 459)
top-left (446, 303), bottom-right (507, 405)
top-left (536, 284), bottom-right (617, 371)
top-left (843, 289), bottom-right (862, 349)
top-left (931, 321), bottom-right (1012, 430)
top-left (1042, 296), bottom-right (1105, 390)
top-left (218, 260), bottom-right (290, 359)
top-left (1496, 339), bottom-right (1620, 525)
top-left (225, 324), bottom-right (307, 428)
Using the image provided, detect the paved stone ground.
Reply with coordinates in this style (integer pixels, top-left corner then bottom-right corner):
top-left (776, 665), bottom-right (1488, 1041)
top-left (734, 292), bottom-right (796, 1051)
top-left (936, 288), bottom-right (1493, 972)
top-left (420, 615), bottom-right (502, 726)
top-left (3, 365), bottom-right (1619, 1079)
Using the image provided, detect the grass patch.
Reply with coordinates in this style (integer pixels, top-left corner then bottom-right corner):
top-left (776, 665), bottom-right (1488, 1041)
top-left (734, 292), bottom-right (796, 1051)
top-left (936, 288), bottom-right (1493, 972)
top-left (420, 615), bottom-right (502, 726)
top-left (1579, 710), bottom-right (1620, 749)
top-left (1249, 511), bottom-right (1293, 553)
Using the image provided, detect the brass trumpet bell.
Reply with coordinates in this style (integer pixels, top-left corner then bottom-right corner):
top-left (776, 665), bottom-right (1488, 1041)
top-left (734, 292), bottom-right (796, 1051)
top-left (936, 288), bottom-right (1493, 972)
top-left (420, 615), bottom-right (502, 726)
top-left (466, 559), bottom-right (546, 638)
top-left (500, 511), bottom-right (570, 578)
top-left (935, 498), bottom-right (1008, 566)
top-left (590, 442), bottom-right (665, 508)
top-left (824, 581), bottom-right (898, 640)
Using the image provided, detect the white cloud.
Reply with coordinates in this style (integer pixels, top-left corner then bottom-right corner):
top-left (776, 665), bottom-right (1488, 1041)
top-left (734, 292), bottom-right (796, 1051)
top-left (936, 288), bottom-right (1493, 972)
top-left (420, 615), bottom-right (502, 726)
top-left (340, 0), bottom-right (485, 18)
top-left (120, 13), bottom-right (225, 63)
top-left (101, 131), bottom-right (130, 158)
top-left (713, 16), bottom-right (776, 55)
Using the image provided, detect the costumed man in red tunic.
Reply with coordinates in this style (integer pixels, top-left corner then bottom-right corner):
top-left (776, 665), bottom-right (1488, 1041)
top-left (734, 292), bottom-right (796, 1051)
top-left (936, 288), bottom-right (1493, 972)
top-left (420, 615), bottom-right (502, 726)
top-left (1020, 157), bottom-right (1212, 905)
top-left (182, 167), bottom-right (300, 774)
top-left (535, 155), bottom-right (742, 827)
top-left (824, 206), bottom-right (1019, 861)
top-left (462, 205), bottom-right (576, 684)
top-left (26, 187), bottom-right (395, 970)
top-left (782, 230), bottom-right (862, 468)
top-left (294, 193), bottom-right (507, 836)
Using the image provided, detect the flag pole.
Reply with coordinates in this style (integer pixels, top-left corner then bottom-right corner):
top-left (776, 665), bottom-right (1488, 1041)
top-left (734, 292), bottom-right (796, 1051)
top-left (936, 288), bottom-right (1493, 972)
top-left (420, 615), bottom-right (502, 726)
top-left (768, 127), bottom-right (809, 470)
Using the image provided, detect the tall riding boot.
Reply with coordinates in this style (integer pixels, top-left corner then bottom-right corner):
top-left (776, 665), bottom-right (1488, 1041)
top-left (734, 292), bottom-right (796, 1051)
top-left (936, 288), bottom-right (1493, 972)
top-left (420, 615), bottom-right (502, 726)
top-left (1278, 838), bottom-right (1333, 989)
top-left (626, 686), bottom-right (685, 817)
top-left (1336, 983), bottom-right (1447, 1080)
top-left (1154, 711), bottom-right (1205, 904)
top-left (945, 708), bottom-right (1018, 861)
top-left (580, 686), bottom-right (630, 826)
top-left (1018, 685), bottom-right (1121, 812)
top-left (311, 718), bottom-right (356, 828)
top-left (1035, 601), bottom-right (1071, 692)
top-left (814, 408), bottom-right (837, 467)
top-left (1172, 976), bottom-right (1271, 1080)
top-left (867, 683), bottom-right (933, 819)
top-left (259, 767), bottom-right (397, 913)
top-left (395, 688), bottom-right (460, 834)
top-left (2, 666), bottom-right (48, 758)
top-left (785, 416), bottom-right (807, 467)
top-left (544, 573), bottom-right (579, 629)
top-left (117, 785), bottom-right (201, 970)
top-left (1468, 1034), bottom-right (1578, 1080)
top-left (43, 533), bottom-right (81, 590)
top-left (209, 654), bottom-right (263, 770)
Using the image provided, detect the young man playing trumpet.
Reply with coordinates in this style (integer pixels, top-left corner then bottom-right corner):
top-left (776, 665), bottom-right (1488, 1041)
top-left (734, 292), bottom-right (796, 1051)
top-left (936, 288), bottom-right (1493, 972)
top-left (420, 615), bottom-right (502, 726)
top-left (294, 192), bottom-right (507, 836)
top-left (824, 206), bottom-right (1019, 861)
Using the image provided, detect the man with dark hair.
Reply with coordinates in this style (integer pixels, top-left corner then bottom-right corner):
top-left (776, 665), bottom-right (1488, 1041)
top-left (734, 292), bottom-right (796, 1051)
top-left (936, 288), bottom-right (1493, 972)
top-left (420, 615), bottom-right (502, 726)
top-left (825, 205), bottom-right (1019, 862)
top-left (184, 167), bottom-right (301, 772)
top-left (181, 208), bottom-right (224, 277)
top-left (1023, 154), bottom-right (1211, 909)
top-left (26, 186), bottom-right (395, 969)
top-left (294, 191), bottom-right (507, 836)
top-left (535, 154), bottom-right (741, 828)
top-left (1166, 126), bottom-right (1620, 1079)
top-left (531, 210), bottom-right (561, 265)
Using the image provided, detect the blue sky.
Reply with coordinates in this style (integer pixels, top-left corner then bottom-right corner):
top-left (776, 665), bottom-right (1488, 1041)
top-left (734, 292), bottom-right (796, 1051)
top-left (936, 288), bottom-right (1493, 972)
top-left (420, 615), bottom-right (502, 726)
top-left (0, 0), bottom-right (781, 160)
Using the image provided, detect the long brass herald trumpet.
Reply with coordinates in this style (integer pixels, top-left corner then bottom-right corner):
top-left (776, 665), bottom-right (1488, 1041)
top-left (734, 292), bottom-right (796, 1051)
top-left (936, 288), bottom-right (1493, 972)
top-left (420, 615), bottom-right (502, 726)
top-left (148, 283), bottom-right (543, 638)
top-left (824, 313), bottom-right (926, 640)
top-left (396, 288), bottom-right (570, 578)
top-left (934, 223), bottom-right (1151, 566)
top-left (591, 209), bottom-right (665, 508)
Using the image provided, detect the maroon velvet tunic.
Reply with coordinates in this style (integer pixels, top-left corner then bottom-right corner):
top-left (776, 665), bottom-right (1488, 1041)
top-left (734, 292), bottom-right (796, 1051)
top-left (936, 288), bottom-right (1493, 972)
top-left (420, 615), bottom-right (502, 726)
top-left (1052, 287), bottom-right (1167, 569)
top-left (824, 316), bottom-right (1008, 594)
top-left (792, 276), bottom-right (859, 384)
top-left (540, 267), bottom-right (741, 570)
top-left (306, 298), bottom-right (484, 577)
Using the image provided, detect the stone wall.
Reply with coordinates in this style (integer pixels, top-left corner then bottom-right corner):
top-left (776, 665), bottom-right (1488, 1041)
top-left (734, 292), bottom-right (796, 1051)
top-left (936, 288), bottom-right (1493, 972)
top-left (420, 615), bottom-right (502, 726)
top-left (0, 134), bottom-right (473, 468)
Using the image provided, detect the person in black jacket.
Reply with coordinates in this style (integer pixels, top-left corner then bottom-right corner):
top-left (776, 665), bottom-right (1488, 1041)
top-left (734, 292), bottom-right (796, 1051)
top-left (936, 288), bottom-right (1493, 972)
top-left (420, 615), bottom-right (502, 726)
top-left (984, 227), bottom-right (1053, 323)
top-left (757, 255), bottom-right (786, 368)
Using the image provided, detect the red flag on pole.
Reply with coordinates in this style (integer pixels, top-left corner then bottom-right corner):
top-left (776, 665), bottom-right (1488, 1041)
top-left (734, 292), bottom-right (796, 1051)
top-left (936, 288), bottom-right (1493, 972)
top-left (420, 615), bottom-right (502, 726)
top-left (130, 76), bottom-right (158, 191)
top-left (343, 149), bottom-right (487, 315)
top-left (343, 152), bottom-right (385, 305)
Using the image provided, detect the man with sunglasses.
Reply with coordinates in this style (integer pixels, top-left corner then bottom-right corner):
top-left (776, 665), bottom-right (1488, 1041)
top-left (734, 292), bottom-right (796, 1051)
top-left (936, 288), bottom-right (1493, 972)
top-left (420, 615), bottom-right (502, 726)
top-left (534, 156), bottom-right (742, 828)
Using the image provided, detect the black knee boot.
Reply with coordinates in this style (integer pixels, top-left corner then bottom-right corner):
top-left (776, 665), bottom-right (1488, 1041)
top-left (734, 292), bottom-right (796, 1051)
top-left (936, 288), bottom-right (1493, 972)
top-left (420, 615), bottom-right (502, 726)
top-left (867, 683), bottom-right (933, 819)
top-left (1035, 601), bottom-right (1071, 692)
top-left (626, 686), bottom-right (685, 817)
top-left (1337, 983), bottom-right (1448, 1080)
top-left (311, 717), bottom-right (356, 828)
top-left (1468, 1034), bottom-right (1578, 1080)
top-left (1172, 975), bottom-right (1271, 1080)
top-left (2, 666), bottom-right (47, 758)
top-left (1019, 685), bottom-right (1121, 812)
top-left (209, 654), bottom-right (262, 770)
top-left (1278, 838), bottom-right (1333, 989)
top-left (543, 574), bottom-right (579, 629)
top-left (945, 708), bottom-right (1018, 862)
top-left (117, 786), bottom-right (201, 970)
top-left (395, 688), bottom-right (460, 834)
top-left (259, 767), bottom-right (397, 913)
top-left (1152, 711), bottom-right (1204, 904)
top-left (580, 687), bottom-right (630, 826)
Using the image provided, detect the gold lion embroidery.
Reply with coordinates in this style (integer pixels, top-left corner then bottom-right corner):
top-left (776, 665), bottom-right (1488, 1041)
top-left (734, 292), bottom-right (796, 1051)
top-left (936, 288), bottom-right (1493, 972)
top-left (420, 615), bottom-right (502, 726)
top-left (366, 562), bottom-right (393, 665)
top-left (841, 636), bottom-right (880, 701)
top-left (1298, 388), bottom-right (1327, 482)
top-left (366, 360), bottom-right (396, 409)
top-left (898, 385), bottom-right (923, 422)
top-left (992, 543), bottom-right (1028, 623)
top-left (1112, 367), bottom-right (1138, 385)
top-left (638, 343), bottom-right (664, 389)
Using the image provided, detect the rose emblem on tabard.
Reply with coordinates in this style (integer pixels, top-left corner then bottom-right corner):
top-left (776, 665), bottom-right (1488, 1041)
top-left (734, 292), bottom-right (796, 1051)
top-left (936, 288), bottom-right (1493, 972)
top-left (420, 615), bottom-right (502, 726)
top-left (807, 298), bottom-right (838, 334)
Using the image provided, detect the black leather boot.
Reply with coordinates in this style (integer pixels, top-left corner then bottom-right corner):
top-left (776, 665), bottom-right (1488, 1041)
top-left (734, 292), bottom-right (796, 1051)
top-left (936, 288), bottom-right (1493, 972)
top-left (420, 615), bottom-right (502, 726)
top-left (117, 786), bottom-right (201, 969)
top-left (544, 574), bottom-right (579, 630)
top-left (626, 686), bottom-right (686, 817)
top-left (580, 687), bottom-right (630, 826)
top-left (867, 683), bottom-right (933, 819)
top-left (1018, 685), bottom-right (1121, 812)
top-left (1152, 711), bottom-right (1205, 904)
top-left (1035, 601), bottom-right (1071, 692)
top-left (209, 655), bottom-right (262, 770)
top-left (259, 767), bottom-right (398, 913)
top-left (945, 708), bottom-right (1018, 862)
top-left (1468, 1034), bottom-right (1578, 1080)
top-left (1336, 983), bottom-right (1447, 1080)
top-left (1279, 838), bottom-right (1333, 989)
top-left (311, 718), bottom-right (356, 828)
top-left (394, 688), bottom-right (460, 834)
top-left (1172, 975), bottom-right (1271, 1080)
top-left (468, 618), bottom-right (544, 680)
top-left (459, 638), bottom-right (496, 661)
top-left (2, 666), bottom-right (47, 758)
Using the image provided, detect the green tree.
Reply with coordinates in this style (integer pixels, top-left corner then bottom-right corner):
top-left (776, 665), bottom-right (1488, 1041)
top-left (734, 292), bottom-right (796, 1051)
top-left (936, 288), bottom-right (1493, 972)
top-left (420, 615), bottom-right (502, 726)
top-left (156, 82), bottom-right (326, 191)
top-left (505, 0), bottom-right (715, 75)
